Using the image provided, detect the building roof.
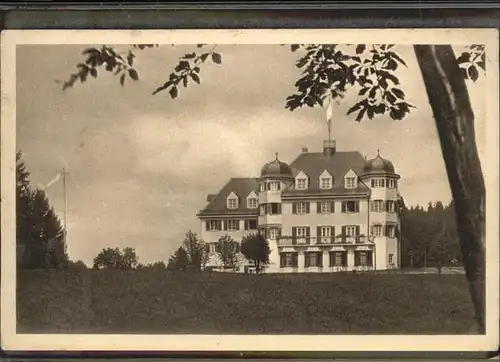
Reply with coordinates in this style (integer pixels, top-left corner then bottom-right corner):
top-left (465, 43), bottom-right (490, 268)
top-left (197, 177), bottom-right (259, 217)
top-left (260, 154), bottom-right (293, 179)
top-left (282, 151), bottom-right (371, 196)
top-left (362, 153), bottom-right (397, 175)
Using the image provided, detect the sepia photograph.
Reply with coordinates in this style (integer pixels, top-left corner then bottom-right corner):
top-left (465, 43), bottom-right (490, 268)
top-left (1, 29), bottom-right (498, 352)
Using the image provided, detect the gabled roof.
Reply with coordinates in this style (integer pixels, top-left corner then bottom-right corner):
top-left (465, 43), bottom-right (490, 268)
top-left (197, 177), bottom-right (259, 217)
top-left (283, 151), bottom-right (371, 196)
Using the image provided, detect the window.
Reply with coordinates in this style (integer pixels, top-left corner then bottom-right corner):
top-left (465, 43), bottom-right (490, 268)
top-left (247, 198), bottom-right (258, 209)
top-left (294, 202), bottom-right (309, 214)
top-left (280, 252), bottom-right (298, 267)
top-left (330, 251), bottom-right (347, 266)
top-left (389, 254), bottom-right (394, 264)
top-left (345, 177), bottom-right (356, 188)
top-left (342, 200), bottom-right (359, 213)
top-left (296, 178), bottom-right (307, 190)
top-left (245, 219), bottom-right (258, 230)
top-left (296, 227), bottom-right (307, 237)
top-left (387, 200), bottom-right (396, 213)
top-left (269, 181), bottom-right (280, 191)
top-left (320, 177), bottom-right (332, 189)
top-left (371, 178), bottom-right (385, 188)
top-left (345, 225), bottom-right (357, 236)
top-left (371, 200), bottom-right (384, 212)
top-left (386, 225), bottom-right (396, 237)
top-left (269, 228), bottom-right (280, 240)
top-left (267, 203), bottom-right (281, 215)
top-left (320, 226), bottom-right (332, 237)
top-left (227, 198), bottom-right (238, 209)
top-left (387, 179), bottom-right (397, 189)
top-left (305, 252), bottom-right (322, 267)
top-left (207, 220), bottom-right (219, 231)
top-left (227, 220), bottom-right (239, 231)
top-left (319, 201), bottom-right (333, 214)
top-left (259, 205), bottom-right (265, 215)
top-left (259, 183), bottom-right (266, 192)
top-left (372, 224), bottom-right (383, 237)
top-left (355, 251), bottom-right (373, 266)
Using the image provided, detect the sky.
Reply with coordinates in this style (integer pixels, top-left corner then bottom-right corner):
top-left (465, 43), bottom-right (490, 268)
top-left (16, 44), bottom-right (487, 266)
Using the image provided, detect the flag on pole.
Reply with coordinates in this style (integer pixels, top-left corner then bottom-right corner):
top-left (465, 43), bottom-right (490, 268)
top-left (39, 171), bottom-right (62, 190)
top-left (326, 100), bottom-right (333, 137)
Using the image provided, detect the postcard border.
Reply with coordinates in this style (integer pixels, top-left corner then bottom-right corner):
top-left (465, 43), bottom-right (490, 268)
top-left (1, 28), bottom-right (499, 353)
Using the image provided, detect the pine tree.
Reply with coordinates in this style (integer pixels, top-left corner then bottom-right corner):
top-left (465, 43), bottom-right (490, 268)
top-left (16, 151), bottom-right (68, 269)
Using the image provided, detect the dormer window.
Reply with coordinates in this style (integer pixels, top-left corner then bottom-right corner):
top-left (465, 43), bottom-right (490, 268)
top-left (344, 169), bottom-right (358, 189)
top-left (227, 192), bottom-right (239, 209)
top-left (345, 177), bottom-right (356, 189)
top-left (320, 178), bottom-right (332, 189)
top-left (319, 170), bottom-right (333, 189)
top-left (296, 179), bottom-right (307, 190)
top-left (246, 191), bottom-right (258, 209)
top-left (295, 170), bottom-right (309, 190)
top-left (247, 198), bottom-right (258, 209)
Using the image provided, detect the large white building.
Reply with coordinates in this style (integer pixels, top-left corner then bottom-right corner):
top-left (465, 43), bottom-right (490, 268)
top-left (196, 138), bottom-right (403, 273)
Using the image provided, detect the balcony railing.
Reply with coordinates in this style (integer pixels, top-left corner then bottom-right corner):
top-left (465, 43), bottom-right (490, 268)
top-left (277, 235), bottom-right (374, 246)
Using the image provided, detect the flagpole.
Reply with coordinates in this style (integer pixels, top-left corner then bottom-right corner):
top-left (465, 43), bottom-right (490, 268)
top-left (62, 167), bottom-right (67, 255)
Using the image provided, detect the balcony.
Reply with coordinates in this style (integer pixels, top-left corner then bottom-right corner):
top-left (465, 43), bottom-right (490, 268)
top-left (258, 214), bottom-right (282, 226)
top-left (277, 235), bottom-right (373, 247)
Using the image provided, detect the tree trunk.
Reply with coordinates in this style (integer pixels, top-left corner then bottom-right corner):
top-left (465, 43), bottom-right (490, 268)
top-left (413, 45), bottom-right (486, 333)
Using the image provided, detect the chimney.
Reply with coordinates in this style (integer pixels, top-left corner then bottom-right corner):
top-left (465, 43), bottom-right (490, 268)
top-left (302, 147), bottom-right (308, 153)
top-left (323, 140), bottom-right (336, 156)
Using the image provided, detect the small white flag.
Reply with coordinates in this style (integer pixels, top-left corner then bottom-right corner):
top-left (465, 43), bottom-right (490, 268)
top-left (40, 172), bottom-right (62, 190)
top-left (326, 101), bottom-right (333, 135)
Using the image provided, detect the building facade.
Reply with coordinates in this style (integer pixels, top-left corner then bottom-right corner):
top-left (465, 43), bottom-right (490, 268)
top-left (196, 139), bottom-right (403, 273)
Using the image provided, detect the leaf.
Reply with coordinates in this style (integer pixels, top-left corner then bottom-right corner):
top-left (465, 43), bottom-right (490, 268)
top-left (355, 108), bottom-right (366, 122)
top-left (386, 59), bottom-right (398, 71)
top-left (79, 71), bottom-right (87, 83)
top-left (347, 101), bottom-right (363, 115)
top-left (169, 86), bottom-right (178, 99)
top-left (128, 69), bottom-right (139, 81)
top-left (212, 52), bottom-right (222, 64)
top-left (467, 65), bottom-right (479, 82)
top-left (90, 68), bottom-right (97, 78)
top-left (152, 81), bottom-right (171, 95)
top-left (387, 51), bottom-right (408, 67)
top-left (296, 57), bottom-right (309, 68)
top-left (184, 52), bottom-right (197, 59)
top-left (456, 52), bottom-right (471, 65)
top-left (367, 107), bottom-right (375, 120)
top-left (200, 53), bottom-right (209, 62)
top-left (197, 44), bottom-right (205, 48)
top-left (175, 61), bottom-right (190, 72)
top-left (380, 70), bottom-right (400, 85)
top-left (120, 74), bottom-right (125, 87)
top-left (182, 76), bottom-right (188, 87)
top-left (356, 44), bottom-right (366, 54)
top-left (127, 51), bottom-right (135, 66)
top-left (291, 44), bottom-right (301, 52)
top-left (190, 73), bottom-right (201, 84)
top-left (391, 88), bottom-right (405, 100)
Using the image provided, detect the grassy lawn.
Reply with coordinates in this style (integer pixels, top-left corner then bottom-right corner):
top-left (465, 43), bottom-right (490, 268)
top-left (16, 269), bottom-right (478, 334)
